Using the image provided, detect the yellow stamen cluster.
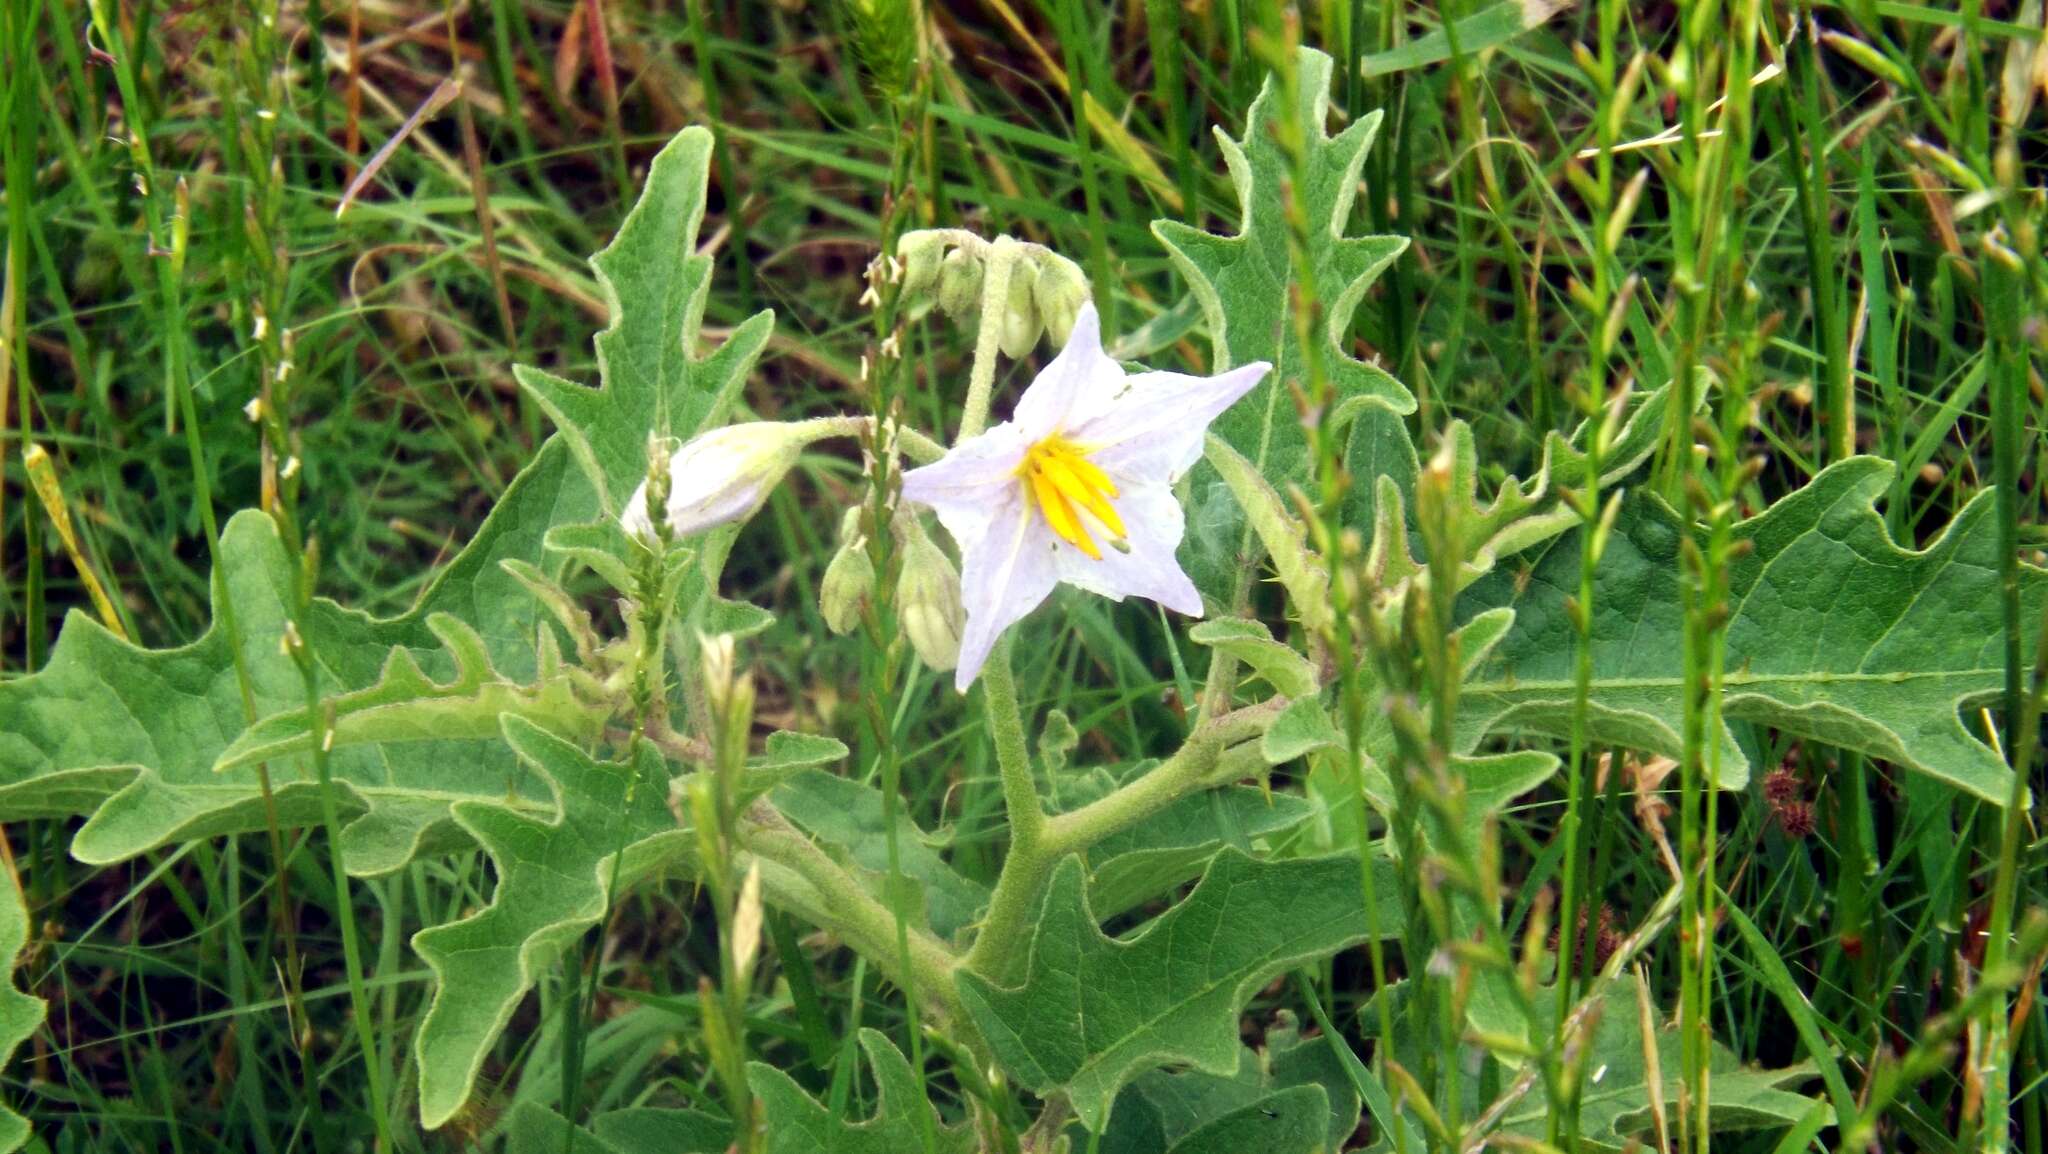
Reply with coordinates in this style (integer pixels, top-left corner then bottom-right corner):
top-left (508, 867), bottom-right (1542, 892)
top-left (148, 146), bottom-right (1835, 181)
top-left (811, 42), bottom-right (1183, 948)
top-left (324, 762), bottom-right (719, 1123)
top-left (1020, 435), bottom-right (1125, 559)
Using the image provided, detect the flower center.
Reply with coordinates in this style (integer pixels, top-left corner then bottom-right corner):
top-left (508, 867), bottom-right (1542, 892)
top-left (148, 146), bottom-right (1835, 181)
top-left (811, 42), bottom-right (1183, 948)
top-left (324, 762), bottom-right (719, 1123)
top-left (1019, 435), bottom-right (1125, 560)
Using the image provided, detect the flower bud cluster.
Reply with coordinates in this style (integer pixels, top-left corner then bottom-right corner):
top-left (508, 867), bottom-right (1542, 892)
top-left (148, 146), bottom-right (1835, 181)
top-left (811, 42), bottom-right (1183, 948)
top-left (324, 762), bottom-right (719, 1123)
top-left (896, 231), bottom-right (1091, 353)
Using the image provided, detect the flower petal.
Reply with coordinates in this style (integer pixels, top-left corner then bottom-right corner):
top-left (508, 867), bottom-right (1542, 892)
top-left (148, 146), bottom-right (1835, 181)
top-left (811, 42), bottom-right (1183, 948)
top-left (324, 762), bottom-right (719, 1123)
top-left (901, 422), bottom-right (1031, 547)
top-left (952, 488), bottom-right (1061, 690)
top-left (620, 481), bottom-right (658, 544)
top-left (1052, 479), bottom-right (1203, 616)
top-left (901, 424), bottom-right (1028, 509)
top-left (1011, 303), bottom-right (1118, 440)
top-left (1068, 362), bottom-right (1271, 481)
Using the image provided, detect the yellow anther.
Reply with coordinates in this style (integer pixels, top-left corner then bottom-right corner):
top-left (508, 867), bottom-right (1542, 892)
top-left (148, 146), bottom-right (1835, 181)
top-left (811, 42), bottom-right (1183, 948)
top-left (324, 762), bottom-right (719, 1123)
top-left (1020, 435), bottom-right (1124, 560)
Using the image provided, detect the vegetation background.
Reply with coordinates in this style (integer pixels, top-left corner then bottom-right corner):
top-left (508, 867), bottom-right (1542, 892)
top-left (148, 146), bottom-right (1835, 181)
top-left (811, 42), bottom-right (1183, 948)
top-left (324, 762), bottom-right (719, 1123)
top-left (0, 0), bottom-right (2043, 1150)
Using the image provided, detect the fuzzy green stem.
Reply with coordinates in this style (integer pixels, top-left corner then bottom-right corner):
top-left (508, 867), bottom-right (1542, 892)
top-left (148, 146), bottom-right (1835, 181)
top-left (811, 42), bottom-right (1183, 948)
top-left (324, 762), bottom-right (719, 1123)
top-left (740, 813), bottom-right (961, 1023)
top-left (958, 236), bottom-right (1018, 442)
top-left (966, 697), bottom-right (1281, 982)
top-left (961, 644), bottom-right (1046, 983)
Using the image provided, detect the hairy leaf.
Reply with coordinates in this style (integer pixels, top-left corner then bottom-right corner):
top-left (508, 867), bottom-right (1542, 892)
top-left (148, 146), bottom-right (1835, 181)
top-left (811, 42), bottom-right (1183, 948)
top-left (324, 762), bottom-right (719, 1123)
top-left (413, 716), bottom-right (692, 1130)
top-left (1366, 980), bottom-right (1825, 1151)
top-left (1344, 379), bottom-right (1681, 592)
top-left (0, 870), bottom-right (42, 1152)
top-left (1504, 984), bottom-right (1828, 1151)
top-left (1147, 1086), bottom-right (1328, 1154)
top-left (1459, 458), bottom-right (2041, 799)
top-left (771, 768), bottom-right (987, 942)
top-left (1089, 789), bottom-right (1317, 921)
top-left (1187, 617), bottom-right (1318, 698)
top-left (1162, 48), bottom-right (1410, 594)
top-left (749, 1029), bottom-right (978, 1153)
top-left (212, 614), bottom-right (608, 782)
top-left (0, 509), bottom-right (557, 871)
top-left (513, 130), bottom-right (772, 514)
top-left (957, 848), bottom-right (1401, 1131)
top-left (1088, 1011), bottom-right (1359, 1154)
top-left (502, 1102), bottom-right (731, 1154)
top-left (0, 127), bottom-right (774, 874)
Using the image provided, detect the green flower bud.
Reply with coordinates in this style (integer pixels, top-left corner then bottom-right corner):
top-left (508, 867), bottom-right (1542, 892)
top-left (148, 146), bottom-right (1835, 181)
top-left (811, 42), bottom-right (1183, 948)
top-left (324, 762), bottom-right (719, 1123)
top-left (999, 259), bottom-right (1041, 359)
top-left (1032, 255), bottom-right (1090, 347)
top-left (819, 508), bottom-right (876, 635)
top-left (898, 231), bottom-right (945, 300)
top-left (937, 247), bottom-right (984, 319)
top-left (898, 523), bottom-right (963, 672)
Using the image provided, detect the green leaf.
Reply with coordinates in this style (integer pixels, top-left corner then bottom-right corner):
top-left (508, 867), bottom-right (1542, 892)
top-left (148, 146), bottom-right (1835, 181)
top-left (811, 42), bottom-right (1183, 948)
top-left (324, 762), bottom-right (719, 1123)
top-left (1262, 697), bottom-right (1343, 764)
top-left (1198, 436), bottom-right (1332, 631)
top-left (212, 613), bottom-right (609, 788)
top-left (1344, 380), bottom-right (1680, 594)
top-left (745, 731), bottom-right (854, 794)
top-left (514, 128), bottom-right (773, 514)
top-left (1503, 984), bottom-right (1829, 1151)
top-left (956, 847), bottom-right (1402, 1131)
top-left (0, 126), bottom-right (772, 874)
top-left (1088, 1011), bottom-right (1359, 1154)
top-left (0, 509), bottom-right (557, 871)
top-left (748, 1028), bottom-right (978, 1154)
top-left (0, 869), bottom-right (43, 1152)
top-left (1160, 48), bottom-right (1410, 594)
top-left (1084, 785), bottom-right (1317, 920)
top-left (1357, 0), bottom-right (1571, 77)
top-left (1038, 708), bottom-right (1080, 776)
top-left (1459, 458), bottom-right (2042, 799)
top-left (413, 716), bottom-right (692, 1130)
top-left (543, 520), bottom-right (645, 597)
top-left (587, 1108), bottom-right (735, 1152)
top-left (501, 1102), bottom-right (732, 1154)
top-left (1157, 48), bottom-right (1413, 481)
top-left (770, 769), bottom-right (987, 942)
top-left (1187, 617), bottom-right (1318, 699)
top-left (1146, 1086), bottom-right (1328, 1154)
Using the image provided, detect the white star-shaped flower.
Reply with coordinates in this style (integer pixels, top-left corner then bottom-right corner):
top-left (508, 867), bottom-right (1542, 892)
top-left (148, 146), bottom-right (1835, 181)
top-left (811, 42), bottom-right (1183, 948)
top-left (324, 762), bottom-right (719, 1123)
top-left (901, 303), bottom-right (1271, 690)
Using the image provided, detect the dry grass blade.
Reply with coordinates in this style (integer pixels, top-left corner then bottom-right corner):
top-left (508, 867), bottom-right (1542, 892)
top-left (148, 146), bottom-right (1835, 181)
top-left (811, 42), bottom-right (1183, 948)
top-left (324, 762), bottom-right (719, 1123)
top-left (335, 75), bottom-right (461, 219)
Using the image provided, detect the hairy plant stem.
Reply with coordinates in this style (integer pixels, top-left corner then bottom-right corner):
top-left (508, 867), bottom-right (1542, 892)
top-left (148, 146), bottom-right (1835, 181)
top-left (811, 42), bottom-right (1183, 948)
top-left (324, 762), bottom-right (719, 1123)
top-left (566, 531), bottom-right (678, 1147)
top-left (739, 811), bottom-right (961, 1022)
top-left (958, 235), bottom-right (1019, 441)
top-left (965, 697), bottom-right (1283, 982)
top-left (961, 644), bottom-right (1050, 987)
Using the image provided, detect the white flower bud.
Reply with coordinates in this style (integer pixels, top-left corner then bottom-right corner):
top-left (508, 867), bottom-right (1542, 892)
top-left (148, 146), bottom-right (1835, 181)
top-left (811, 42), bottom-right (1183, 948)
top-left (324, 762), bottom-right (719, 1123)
top-left (936, 247), bottom-right (984, 319)
top-left (998, 259), bottom-right (1041, 359)
top-left (897, 524), bottom-right (963, 672)
top-left (819, 508), bottom-right (875, 635)
top-left (620, 422), bottom-right (810, 544)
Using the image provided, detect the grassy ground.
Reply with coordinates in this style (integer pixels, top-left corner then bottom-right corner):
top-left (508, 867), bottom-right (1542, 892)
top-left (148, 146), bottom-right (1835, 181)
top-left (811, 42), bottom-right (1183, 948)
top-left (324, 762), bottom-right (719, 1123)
top-left (2, 0), bottom-right (2044, 1150)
